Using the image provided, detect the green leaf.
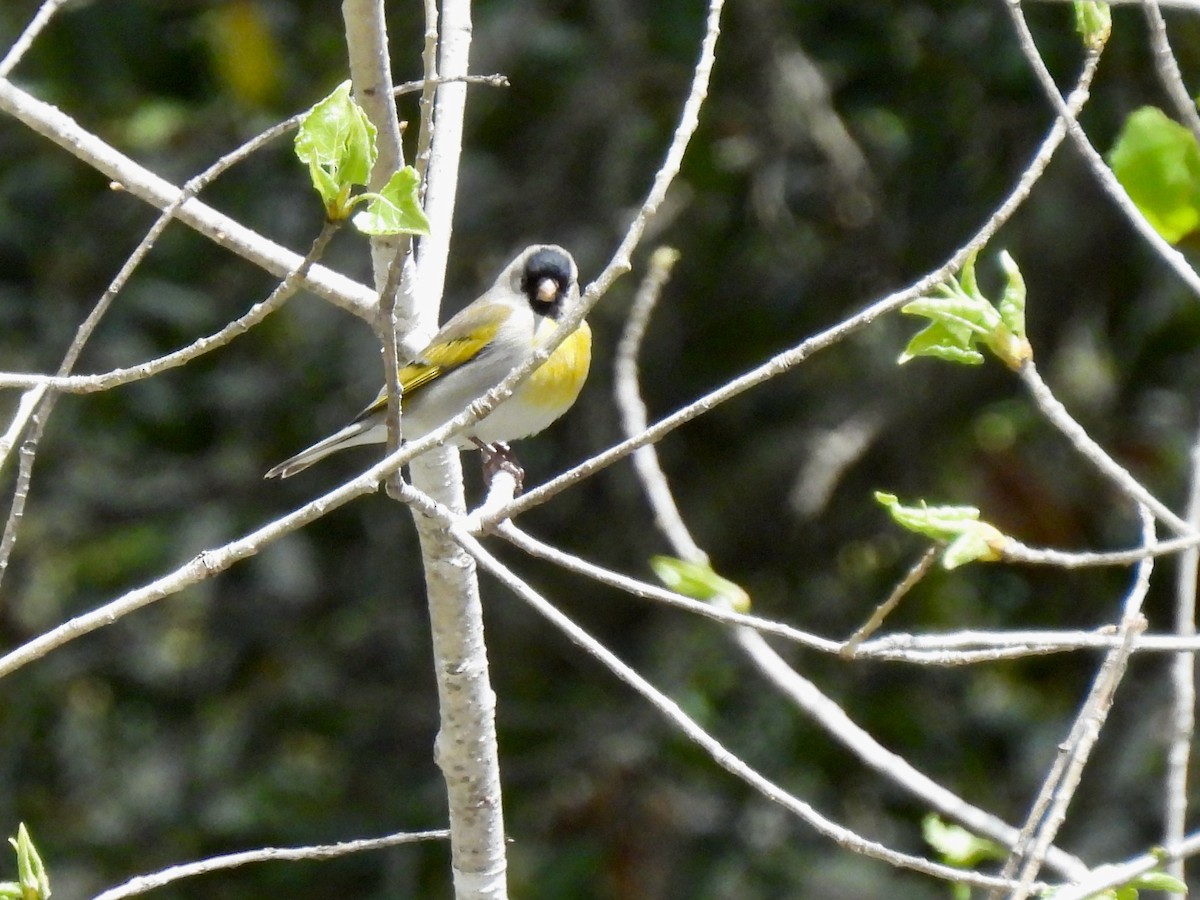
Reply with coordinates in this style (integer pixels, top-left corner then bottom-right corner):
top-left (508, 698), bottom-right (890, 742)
top-left (874, 492), bottom-right (980, 541)
top-left (874, 492), bottom-right (1008, 568)
top-left (1130, 870), bottom-right (1187, 893)
top-left (294, 81), bottom-right (378, 219)
top-left (943, 529), bottom-right (999, 570)
top-left (903, 294), bottom-right (1001, 337)
top-left (900, 320), bottom-right (986, 366)
top-left (996, 250), bottom-right (1027, 342)
top-left (1074, 1), bottom-right (1111, 50)
top-left (922, 815), bottom-right (1006, 868)
top-left (352, 166), bottom-right (430, 236)
top-left (650, 556), bottom-right (751, 611)
top-left (8, 825), bottom-right (49, 900)
top-left (1109, 106), bottom-right (1200, 244)
top-left (958, 248), bottom-right (980, 299)
top-left (0, 884), bottom-right (22, 900)
top-left (900, 253), bottom-right (1032, 370)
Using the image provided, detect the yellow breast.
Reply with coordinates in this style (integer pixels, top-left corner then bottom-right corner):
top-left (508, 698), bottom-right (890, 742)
top-left (525, 322), bottom-right (592, 411)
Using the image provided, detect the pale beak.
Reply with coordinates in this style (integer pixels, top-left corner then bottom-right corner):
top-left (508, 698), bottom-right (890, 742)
top-left (536, 277), bottom-right (558, 304)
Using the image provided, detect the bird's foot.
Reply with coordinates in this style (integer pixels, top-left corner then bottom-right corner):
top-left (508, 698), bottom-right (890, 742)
top-left (473, 440), bottom-right (525, 495)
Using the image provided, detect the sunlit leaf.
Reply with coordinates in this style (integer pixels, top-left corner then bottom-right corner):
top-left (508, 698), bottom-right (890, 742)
top-left (352, 166), bottom-right (430, 236)
top-left (997, 251), bottom-right (1027, 342)
top-left (874, 492), bottom-right (1007, 568)
top-left (943, 529), bottom-right (1001, 570)
top-left (1130, 870), bottom-right (1187, 893)
top-left (900, 252), bottom-right (1032, 370)
top-left (899, 319), bottom-right (985, 366)
top-left (8, 825), bottom-right (49, 900)
top-left (295, 81), bottom-right (378, 219)
top-left (1109, 106), bottom-right (1200, 244)
top-left (650, 556), bottom-right (750, 611)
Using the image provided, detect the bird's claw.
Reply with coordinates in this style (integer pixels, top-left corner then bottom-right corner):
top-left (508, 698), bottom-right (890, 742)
top-left (474, 440), bottom-right (525, 495)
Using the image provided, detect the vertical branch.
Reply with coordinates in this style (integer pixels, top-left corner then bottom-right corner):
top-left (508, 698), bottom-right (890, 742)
top-left (407, 0), bottom-right (509, 897)
top-left (414, 0), bottom-right (440, 188)
top-left (415, 0), bottom-right (470, 294)
top-left (1166, 432), bottom-right (1200, 881)
top-left (341, 10), bottom-right (505, 900)
top-left (341, 0), bottom-right (414, 498)
top-left (342, 0), bottom-right (406, 293)
top-left (612, 247), bottom-right (703, 560)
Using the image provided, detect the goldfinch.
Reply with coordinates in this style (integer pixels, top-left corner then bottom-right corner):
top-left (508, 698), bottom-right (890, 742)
top-left (265, 244), bottom-right (591, 480)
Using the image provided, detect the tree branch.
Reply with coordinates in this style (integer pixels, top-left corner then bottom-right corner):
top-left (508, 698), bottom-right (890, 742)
top-left (0, 77), bottom-right (377, 320)
top-left (91, 829), bottom-right (449, 900)
top-left (493, 50), bottom-right (1102, 524)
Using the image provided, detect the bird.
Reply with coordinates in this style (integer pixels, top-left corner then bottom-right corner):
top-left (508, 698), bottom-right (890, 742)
top-left (265, 244), bottom-right (592, 485)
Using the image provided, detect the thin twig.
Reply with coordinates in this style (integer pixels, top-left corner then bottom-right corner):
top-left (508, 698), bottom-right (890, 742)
top-left (414, 0), bottom-right (439, 188)
top-left (449, 524), bottom-right (1043, 892)
top-left (613, 246), bottom-right (701, 557)
top-left (494, 51), bottom-right (1103, 524)
top-left (497, 522), bottom-right (1200, 660)
top-left (342, 0), bottom-right (413, 505)
top-left (1018, 361), bottom-right (1192, 535)
top-left (1000, 509), bottom-right (1156, 899)
top-left (0, 0), bottom-right (73, 78)
top-left (1002, 533), bottom-right (1200, 567)
top-left (1142, 0), bottom-right (1200, 146)
top-left (736, 627), bottom-right (1088, 879)
top-left (0, 77), bottom-right (378, 319)
top-left (581, 0), bottom-right (726, 302)
top-left (496, 522), bottom-right (838, 650)
top-left (1003, 0), bottom-right (1200, 303)
top-left (841, 546), bottom-right (940, 655)
top-left (90, 829), bottom-right (449, 900)
top-left (0, 222), bottom-right (342, 394)
top-left (0, 387), bottom-right (44, 472)
top-left (1051, 828), bottom-right (1200, 900)
top-left (859, 629), bottom-right (1200, 657)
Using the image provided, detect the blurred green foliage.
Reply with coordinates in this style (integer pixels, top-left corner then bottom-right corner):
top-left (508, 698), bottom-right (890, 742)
top-left (2, 0), bottom-right (1200, 897)
top-left (1110, 105), bottom-right (1200, 245)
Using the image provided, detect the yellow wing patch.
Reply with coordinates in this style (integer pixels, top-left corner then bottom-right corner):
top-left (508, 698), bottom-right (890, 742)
top-left (354, 318), bottom-right (503, 422)
top-left (405, 321), bottom-right (501, 391)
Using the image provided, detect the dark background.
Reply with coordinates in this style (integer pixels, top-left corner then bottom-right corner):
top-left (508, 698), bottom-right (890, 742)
top-left (2, 0), bottom-right (1199, 896)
